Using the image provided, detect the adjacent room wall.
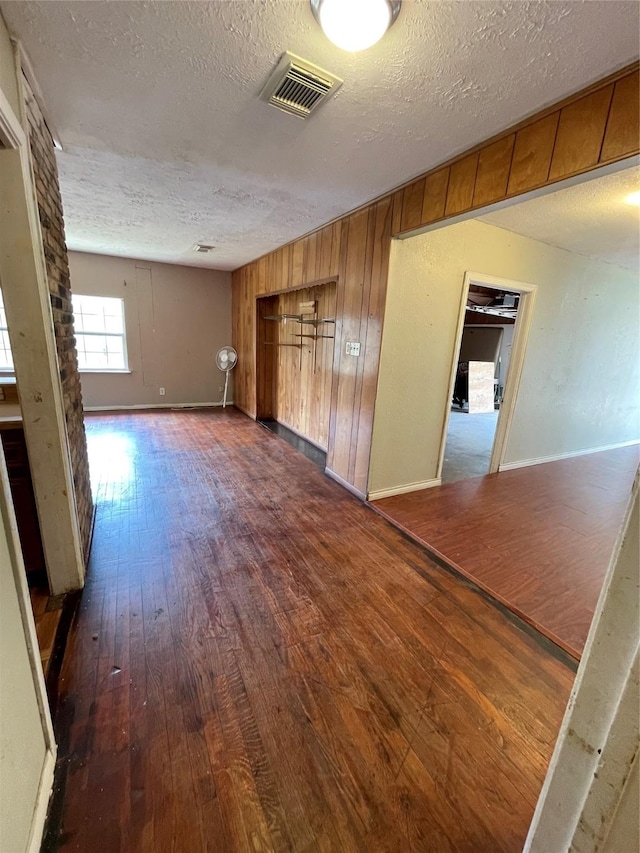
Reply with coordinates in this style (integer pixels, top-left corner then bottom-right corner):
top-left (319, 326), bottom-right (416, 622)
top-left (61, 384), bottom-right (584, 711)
top-left (68, 252), bottom-right (232, 409)
top-left (369, 219), bottom-right (639, 495)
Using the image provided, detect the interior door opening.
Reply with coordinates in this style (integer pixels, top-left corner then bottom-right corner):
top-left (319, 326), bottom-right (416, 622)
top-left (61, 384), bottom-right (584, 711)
top-left (438, 273), bottom-right (536, 484)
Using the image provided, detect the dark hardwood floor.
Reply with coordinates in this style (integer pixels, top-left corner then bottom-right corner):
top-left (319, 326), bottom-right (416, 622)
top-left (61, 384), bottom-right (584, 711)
top-left (372, 445), bottom-right (639, 660)
top-left (49, 409), bottom-right (575, 853)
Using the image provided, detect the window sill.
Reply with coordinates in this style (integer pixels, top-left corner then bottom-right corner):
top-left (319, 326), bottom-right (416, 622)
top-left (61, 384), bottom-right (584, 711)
top-left (78, 369), bottom-right (132, 374)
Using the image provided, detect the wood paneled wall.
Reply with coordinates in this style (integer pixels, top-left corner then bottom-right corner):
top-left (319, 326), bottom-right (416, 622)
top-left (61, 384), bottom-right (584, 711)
top-left (394, 66), bottom-right (639, 238)
top-left (232, 63), bottom-right (639, 496)
top-left (272, 283), bottom-right (337, 449)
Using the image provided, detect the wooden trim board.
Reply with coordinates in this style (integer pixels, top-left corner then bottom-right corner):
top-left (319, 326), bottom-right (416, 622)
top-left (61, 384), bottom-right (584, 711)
top-left (368, 478), bottom-right (442, 501)
top-left (499, 439), bottom-right (640, 472)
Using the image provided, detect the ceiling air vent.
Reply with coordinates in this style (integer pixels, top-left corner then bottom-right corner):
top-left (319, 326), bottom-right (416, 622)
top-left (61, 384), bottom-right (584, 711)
top-left (194, 243), bottom-right (215, 254)
top-left (260, 52), bottom-right (342, 119)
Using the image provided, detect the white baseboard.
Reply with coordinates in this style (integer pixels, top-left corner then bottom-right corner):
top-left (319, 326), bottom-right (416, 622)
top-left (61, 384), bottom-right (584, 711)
top-left (275, 418), bottom-right (328, 452)
top-left (499, 439), bottom-right (640, 472)
top-left (84, 401), bottom-right (233, 412)
top-left (27, 747), bottom-right (56, 853)
top-left (367, 478), bottom-right (442, 501)
top-left (324, 467), bottom-right (366, 501)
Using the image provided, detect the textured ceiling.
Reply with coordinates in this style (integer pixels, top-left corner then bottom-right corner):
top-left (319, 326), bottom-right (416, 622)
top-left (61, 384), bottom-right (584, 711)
top-left (479, 165), bottom-right (640, 271)
top-left (2, 0), bottom-right (639, 271)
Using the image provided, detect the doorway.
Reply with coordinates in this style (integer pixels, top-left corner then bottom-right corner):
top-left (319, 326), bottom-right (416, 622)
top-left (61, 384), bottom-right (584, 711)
top-left (438, 272), bottom-right (537, 483)
top-left (256, 280), bottom-right (337, 463)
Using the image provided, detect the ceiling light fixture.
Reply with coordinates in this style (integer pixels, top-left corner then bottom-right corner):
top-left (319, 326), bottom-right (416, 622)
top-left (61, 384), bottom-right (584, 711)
top-left (310, 0), bottom-right (401, 52)
top-left (624, 190), bottom-right (640, 206)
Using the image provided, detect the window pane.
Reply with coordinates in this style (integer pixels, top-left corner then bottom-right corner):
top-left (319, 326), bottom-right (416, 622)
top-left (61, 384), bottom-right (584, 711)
top-left (73, 295), bottom-right (127, 371)
top-left (73, 295), bottom-right (124, 335)
top-left (76, 333), bottom-right (125, 370)
top-left (0, 329), bottom-right (13, 370)
top-left (0, 291), bottom-right (8, 336)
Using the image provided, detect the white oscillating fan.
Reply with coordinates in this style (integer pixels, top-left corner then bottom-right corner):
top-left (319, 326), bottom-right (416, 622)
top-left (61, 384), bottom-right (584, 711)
top-left (216, 346), bottom-right (237, 409)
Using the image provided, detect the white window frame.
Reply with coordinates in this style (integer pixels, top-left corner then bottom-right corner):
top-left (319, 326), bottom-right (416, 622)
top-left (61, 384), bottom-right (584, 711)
top-left (72, 294), bottom-right (130, 373)
top-left (0, 289), bottom-right (14, 371)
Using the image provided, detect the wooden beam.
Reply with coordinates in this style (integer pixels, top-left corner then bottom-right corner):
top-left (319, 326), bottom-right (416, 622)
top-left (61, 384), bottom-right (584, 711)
top-left (0, 144), bottom-right (84, 593)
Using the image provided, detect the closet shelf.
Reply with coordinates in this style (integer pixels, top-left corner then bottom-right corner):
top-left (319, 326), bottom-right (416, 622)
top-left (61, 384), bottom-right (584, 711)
top-left (264, 314), bottom-right (335, 326)
top-left (293, 334), bottom-right (335, 340)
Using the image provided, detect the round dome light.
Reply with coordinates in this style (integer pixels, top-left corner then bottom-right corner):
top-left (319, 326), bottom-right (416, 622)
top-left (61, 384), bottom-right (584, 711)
top-left (311, 0), bottom-right (401, 52)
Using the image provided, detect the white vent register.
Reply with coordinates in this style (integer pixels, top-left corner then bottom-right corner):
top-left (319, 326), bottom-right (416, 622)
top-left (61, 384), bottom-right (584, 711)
top-left (260, 52), bottom-right (342, 119)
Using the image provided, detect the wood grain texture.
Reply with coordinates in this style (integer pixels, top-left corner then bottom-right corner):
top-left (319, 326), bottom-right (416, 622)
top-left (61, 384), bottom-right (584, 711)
top-left (272, 282), bottom-right (336, 449)
top-left (50, 409), bottom-right (575, 851)
top-left (372, 445), bottom-right (639, 659)
top-left (445, 153), bottom-right (479, 216)
top-left (507, 112), bottom-right (559, 196)
top-left (473, 135), bottom-right (515, 207)
top-left (548, 85), bottom-right (614, 180)
top-left (256, 295), bottom-right (278, 420)
top-left (600, 69), bottom-right (640, 162)
top-left (400, 178), bottom-right (425, 232)
top-left (421, 167), bottom-right (450, 225)
top-left (232, 64), bottom-right (640, 495)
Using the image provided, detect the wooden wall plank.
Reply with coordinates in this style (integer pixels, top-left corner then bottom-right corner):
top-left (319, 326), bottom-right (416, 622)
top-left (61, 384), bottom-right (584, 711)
top-left (353, 197), bottom-right (393, 493)
top-left (292, 239), bottom-right (305, 287)
top-left (391, 189), bottom-right (403, 235)
top-left (348, 205), bottom-right (377, 484)
top-left (507, 112), bottom-right (559, 196)
top-left (549, 85), bottom-right (614, 181)
top-left (600, 70), bottom-right (640, 163)
top-left (256, 295), bottom-right (278, 420)
top-left (303, 233), bottom-right (318, 284)
top-left (327, 220), bottom-right (350, 471)
top-left (445, 154), bottom-right (479, 216)
top-left (420, 168), bottom-right (450, 227)
top-left (473, 135), bottom-right (515, 208)
top-left (318, 224), bottom-right (333, 280)
top-left (328, 209), bottom-right (369, 481)
top-left (400, 179), bottom-right (425, 232)
top-left (257, 256), bottom-right (267, 295)
top-left (281, 244), bottom-right (292, 291)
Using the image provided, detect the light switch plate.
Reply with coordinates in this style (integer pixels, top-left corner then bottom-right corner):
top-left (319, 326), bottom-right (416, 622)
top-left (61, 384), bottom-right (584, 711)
top-left (345, 341), bottom-right (361, 357)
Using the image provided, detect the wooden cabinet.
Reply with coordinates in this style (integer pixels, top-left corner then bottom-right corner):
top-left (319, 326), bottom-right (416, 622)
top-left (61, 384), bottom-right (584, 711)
top-left (1, 427), bottom-right (46, 577)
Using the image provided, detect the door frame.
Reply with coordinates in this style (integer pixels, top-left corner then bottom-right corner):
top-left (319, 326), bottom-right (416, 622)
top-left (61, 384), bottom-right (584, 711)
top-left (0, 71), bottom-right (57, 853)
top-left (0, 48), bottom-right (85, 595)
top-left (436, 271), bottom-right (537, 479)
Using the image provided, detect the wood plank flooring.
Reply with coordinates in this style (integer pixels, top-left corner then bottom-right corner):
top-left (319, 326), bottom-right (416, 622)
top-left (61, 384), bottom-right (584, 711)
top-left (372, 446), bottom-right (639, 660)
top-left (30, 586), bottom-right (64, 678)
top-left (50, 409), bottom-right (575, 853)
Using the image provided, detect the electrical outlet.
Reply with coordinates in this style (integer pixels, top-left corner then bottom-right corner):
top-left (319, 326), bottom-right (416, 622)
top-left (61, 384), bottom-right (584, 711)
top-left (159, 387), bottom-right (166, 396)
top-left (345, 341), bottom-right (361, 357)
top-left (219, 386), bottom-right (223, 393)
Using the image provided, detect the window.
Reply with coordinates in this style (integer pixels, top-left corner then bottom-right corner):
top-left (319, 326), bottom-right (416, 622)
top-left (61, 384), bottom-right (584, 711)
top-left (0, 291), bottom-right (13, 370)
top-left (73, 295), bottom-right (128, 371)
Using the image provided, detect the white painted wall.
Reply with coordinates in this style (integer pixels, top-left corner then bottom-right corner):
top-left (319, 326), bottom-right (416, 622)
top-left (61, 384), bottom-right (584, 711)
top-left (68, 252), bottom-right (232, 409)
top-left (369, 220), bottom-right (639, 494)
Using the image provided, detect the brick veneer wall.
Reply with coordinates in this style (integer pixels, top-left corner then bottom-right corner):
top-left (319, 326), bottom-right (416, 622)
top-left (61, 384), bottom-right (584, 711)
top-left (23, 77), bottom-right (93, 561)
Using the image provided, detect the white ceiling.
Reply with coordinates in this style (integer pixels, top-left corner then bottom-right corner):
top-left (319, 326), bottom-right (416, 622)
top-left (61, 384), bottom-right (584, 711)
top-left (2, 1), bottom-right (639, 271)
top-left (479, 165), bottom-right (640, 271)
